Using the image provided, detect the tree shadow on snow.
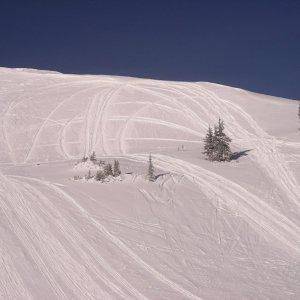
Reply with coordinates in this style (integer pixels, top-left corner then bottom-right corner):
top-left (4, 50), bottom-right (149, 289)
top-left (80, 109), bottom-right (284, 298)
top-left (230, 149), bottom-right (252, 160)
top-left (155, 172), bottom-right (170, 180)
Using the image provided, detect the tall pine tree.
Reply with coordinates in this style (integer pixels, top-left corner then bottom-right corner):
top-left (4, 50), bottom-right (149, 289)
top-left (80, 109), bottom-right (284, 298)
top-left (147, 154), bottom-right (155, 182)
top-left (213, 118), bottom-right (232, 161)
top-left (203, 126), bottom-right (214, 161)
top-left (203, 119), bottom-right (232, 162)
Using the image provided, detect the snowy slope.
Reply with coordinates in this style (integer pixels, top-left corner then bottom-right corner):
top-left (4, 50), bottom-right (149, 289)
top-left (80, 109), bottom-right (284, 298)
top-left (0, 67), bottom-right (299, 299)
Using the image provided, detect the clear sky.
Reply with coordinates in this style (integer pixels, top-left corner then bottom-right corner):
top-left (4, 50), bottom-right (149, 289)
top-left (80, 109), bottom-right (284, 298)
top-left (0, 0), bottom-right (299, 99)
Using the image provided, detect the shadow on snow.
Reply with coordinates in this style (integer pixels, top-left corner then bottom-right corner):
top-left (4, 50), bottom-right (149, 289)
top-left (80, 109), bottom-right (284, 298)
top-left (230, 149), bottom-right (252, 160)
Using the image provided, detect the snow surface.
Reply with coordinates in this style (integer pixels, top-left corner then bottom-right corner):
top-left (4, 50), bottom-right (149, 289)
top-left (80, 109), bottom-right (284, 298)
top-left (0, 67), bottom-right (299, 299)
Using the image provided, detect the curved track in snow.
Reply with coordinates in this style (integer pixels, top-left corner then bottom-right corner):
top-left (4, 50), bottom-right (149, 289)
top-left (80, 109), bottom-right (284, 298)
top-left (127, 153), bottom-right (300, 255)
top-left (0, 68), bottom-right (299, 299)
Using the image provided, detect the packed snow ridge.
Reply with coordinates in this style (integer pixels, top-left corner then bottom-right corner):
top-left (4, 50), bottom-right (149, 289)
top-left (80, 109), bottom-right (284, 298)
top-left (0, 67), bottom-right (299, 299)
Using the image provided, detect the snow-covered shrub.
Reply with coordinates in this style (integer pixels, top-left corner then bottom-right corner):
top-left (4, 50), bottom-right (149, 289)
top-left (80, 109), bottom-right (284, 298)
top-left (104, 163), bottom-right (113, 177)
top-left (73, 156), bottom-right (123, 184)
top-left (113, 160), bottom-right (121, 177)
top-left (95, 170), bottom-right (106, 182)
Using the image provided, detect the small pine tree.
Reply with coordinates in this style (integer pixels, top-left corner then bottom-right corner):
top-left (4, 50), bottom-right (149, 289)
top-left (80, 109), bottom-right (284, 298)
top-left (104, 163), bottom-right (113, 177)
top-left (98, 160), bottom-right (105, 166)
top-left (95, 170), bottom-right (106, 182)
top-left (203, 126), bottom-right (214, 160)
top-left (90, 151), bottom-right (97, 163)
top-left (213, 118), bottom-right (232, 162)
top-left (147, 154), bottom-right (155, 182)
top-left (82, 156), bottom-right (88, 162)
top-left (113, 160), bottom-right (121, 177)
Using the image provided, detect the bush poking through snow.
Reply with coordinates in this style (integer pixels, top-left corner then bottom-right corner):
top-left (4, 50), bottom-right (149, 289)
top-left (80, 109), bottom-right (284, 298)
top-left (73, 175), bottom-right (81, 181)
top-left (113, 160), bottom-right (121, 177)
top-left (104, 163), bottom-right (113, 177)
top-left (95, 170), bottom-right (106, 182)
top-left (73, 154), bottom-right (130, 184)
top-left (98, 160), bottom-right (106, 166)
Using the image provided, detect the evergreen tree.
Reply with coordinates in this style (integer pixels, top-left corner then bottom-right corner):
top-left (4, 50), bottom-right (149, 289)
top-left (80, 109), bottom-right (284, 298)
top-left (95, 170), bottom-right (106, 182)
top-left (90, 151), bottom-right (97, 163)
top-left (147, 154), bottom-right (155, 182)
top-left (104, 163), bottom-right (113, 177)
top-left (98, 159), bottom-right (105, 166)
top-left (213, 118), bottom-right (232, 161)
top-left (113, 160), bottom-right (121, 177)
top-left (203, 126), bottom-right (214, 160)
top-left (82, 155), bottom-right (88, 162)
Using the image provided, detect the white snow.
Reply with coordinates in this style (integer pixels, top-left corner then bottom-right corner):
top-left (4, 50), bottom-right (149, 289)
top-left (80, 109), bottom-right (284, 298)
top-left (0, 67), bottom-right (299, 299)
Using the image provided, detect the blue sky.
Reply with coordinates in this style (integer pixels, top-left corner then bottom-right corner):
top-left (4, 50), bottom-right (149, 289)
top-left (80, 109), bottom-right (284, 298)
top-left (0, 0), bottom-right (299, 99)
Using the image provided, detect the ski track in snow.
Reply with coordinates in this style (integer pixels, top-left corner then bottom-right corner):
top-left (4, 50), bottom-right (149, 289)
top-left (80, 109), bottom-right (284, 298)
top-left (8, 174), bottom-right (202, 300)
top-left (2, 78), bottom-right (299, 220)
top-left (128, 153), bottom-right (300, 255)
top-left (1, 70), bottom-right (299, 299)
top-left (24, 85), bottom-right (106, 163)
top-left (189, 84), bottom-right (300, 208)
top-left (6, 77), bottom-right (299, 210)
top-left (3, 174), bottom-right (147, 299)
top-left (125, 81), bottom-right (299, 211)
top-left (141, 81), bottom-right (300, 208)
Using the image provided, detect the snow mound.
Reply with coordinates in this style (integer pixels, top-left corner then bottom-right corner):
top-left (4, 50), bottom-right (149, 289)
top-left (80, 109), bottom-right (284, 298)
top-left (73, 160), bottom-right (104, 172)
